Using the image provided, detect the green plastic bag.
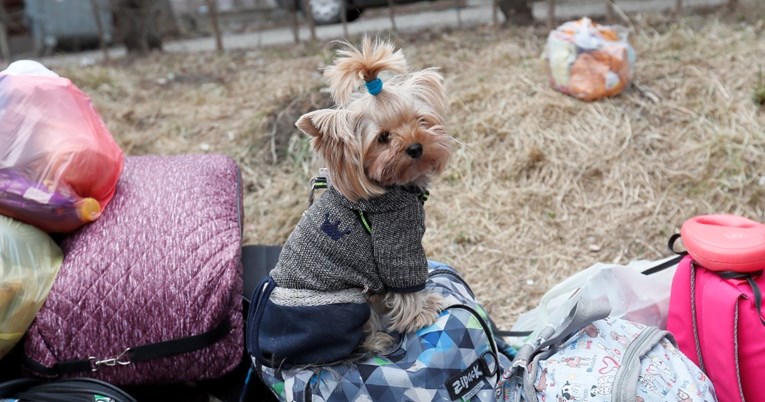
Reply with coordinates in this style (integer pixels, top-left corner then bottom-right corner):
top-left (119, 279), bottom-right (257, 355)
top-left (0, 215), bottom-right (62, 358)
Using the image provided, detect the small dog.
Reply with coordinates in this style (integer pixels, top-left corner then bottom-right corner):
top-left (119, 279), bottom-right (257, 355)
top-left (249, 38), bottom-right (452, 368)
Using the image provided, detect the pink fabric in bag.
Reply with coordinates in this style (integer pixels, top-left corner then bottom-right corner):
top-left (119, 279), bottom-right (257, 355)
top-left (23, 154), bottom-right (243, 385)
top-left (0, 62), bottom-right (125, 233)
top-left (667, 255), bottom-right (765, 402)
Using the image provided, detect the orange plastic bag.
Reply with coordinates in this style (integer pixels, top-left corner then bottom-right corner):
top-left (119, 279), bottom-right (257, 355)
top-left (0, 61), bottom-right (124, 233)
top-left (544, 17), bottom-right (636, 101)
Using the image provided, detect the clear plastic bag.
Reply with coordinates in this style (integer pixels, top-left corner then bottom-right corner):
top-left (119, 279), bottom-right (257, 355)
top-left (544, 17), bottom-right (636, 101)
top-left (0, 215), bottom-right (62, 358)
top-left (508, 257), bottom-right (677, 347)
top-left (0, 60), bottom-right (124, 233)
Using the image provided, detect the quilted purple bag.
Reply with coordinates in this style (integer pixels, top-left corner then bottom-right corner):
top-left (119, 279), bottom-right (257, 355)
top-left (22, 154), bottom-right (244, 386)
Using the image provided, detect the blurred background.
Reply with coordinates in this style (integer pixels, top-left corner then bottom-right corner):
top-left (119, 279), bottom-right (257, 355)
top-left (0, 0), bottom-right (732, 61)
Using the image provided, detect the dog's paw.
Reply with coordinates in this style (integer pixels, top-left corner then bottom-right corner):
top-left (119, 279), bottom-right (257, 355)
top-left (361, 331), bottom-right (396, 355)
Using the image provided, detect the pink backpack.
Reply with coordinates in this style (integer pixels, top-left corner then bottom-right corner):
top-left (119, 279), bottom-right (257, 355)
top-left (667, 214), bottom-right (765, 402)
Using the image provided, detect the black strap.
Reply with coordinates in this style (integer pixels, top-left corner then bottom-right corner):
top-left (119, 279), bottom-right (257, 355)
top-left (641, 254), bottom-right (685, 275)
top-left (718, 270), bottom-right (765, 327)
top-left (492, 329), bottom-right (533, 338)
top-left (130, 319), bottom-right (231, 361)
top-left (667, 233), bottom-right (685, 254)
top-left (641, 233), bottom-right (688, 275)
top-left (242, 244), bottom-right (282, 304)
top-left (24, 319), bottom-right (231, 377)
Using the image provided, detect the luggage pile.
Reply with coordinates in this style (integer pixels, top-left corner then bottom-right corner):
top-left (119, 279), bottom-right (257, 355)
top-left (0, 61), bottom-right (246, 400)
top-left (0, 60), bottom-right (760, 402)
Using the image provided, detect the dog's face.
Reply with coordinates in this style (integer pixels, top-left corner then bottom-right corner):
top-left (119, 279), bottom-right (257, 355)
top-left (297, 68), bottom-right (452, 202)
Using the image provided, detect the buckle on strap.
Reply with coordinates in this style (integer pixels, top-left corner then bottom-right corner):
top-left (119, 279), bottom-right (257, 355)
top-left (89, 348), bottom-right (132, 371)
top-left (308, 168), bottom-right (330, 206)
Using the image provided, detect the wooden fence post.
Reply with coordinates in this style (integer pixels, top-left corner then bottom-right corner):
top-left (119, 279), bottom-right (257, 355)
top-left (90, 0), bottom-right (110, 62)
top-left (492, 0), bottom-right (499, 28)
top-left (0, 4), bottom-right (10, 62)
top-left (454, 0), bottom-right (463, 29)
top-left (290, 0), bottom-right (300, 43)
top-left (605, 0), bottom-right (615, 23)
top-left (387, 0), bottom-right (397, 32)
top-left (302, 0), bottom-right (317, 41)
top-left (205, 0), bottom-right (224, 52)
top-left (340, 0), bottom-right (348, 37)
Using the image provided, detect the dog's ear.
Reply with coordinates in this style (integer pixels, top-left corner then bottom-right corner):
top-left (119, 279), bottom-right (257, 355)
top-left (295, 109), bottom-right (356, 152)
top-left (296, 110), bottom-right (326, 139)
top-left (296, 109), bottom-right (384, 202)
top-left (405, 68), bottom-right (448, 119)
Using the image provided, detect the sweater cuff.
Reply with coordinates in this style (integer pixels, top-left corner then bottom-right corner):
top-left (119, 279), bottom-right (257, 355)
top-left (387, 282), bottom-right (427, 293)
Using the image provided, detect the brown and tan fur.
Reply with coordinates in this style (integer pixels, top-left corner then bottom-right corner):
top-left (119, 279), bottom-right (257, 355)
top-left (295, 37), bottom-right (453, 355)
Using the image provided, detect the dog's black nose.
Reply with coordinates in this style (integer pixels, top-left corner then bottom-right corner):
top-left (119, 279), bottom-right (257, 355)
top-left (406, 143), bottom-right (423, 159)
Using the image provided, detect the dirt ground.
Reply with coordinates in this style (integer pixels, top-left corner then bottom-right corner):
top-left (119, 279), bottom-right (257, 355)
top-left (41, 1), bottom-right (765, 331)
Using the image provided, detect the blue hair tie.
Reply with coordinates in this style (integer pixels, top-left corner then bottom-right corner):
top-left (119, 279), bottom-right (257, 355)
top-left (365, 78), bottom-right (383, 96)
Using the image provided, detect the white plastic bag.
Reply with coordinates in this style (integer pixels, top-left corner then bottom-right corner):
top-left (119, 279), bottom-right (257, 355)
top-left (508, 257), bottom-right (678, 346)
top-left (544, 17), bottom-right (636, 101)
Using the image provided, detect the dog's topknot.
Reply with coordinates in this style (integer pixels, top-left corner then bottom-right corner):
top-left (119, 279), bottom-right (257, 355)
top-left (324, 37), bottom-right (408, 106)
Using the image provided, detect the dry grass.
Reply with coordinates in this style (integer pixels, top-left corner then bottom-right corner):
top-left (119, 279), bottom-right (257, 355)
top-left (43, 2), bottom-right (765, 330)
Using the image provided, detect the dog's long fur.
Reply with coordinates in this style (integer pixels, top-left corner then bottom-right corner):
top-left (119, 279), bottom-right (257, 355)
top-left (296, 37), bottom-right (452, 355)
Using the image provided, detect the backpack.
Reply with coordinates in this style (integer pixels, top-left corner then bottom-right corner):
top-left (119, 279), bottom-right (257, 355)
top-left (248, 261), bottom-right (513, 402)
top-left (667, 214), bottom-right (765, 402)
top-left (496, 298), bottom-right (717, 402)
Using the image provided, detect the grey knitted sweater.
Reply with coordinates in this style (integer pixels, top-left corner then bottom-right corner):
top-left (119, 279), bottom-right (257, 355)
top-left (271, 185), bottom-right (429, 294)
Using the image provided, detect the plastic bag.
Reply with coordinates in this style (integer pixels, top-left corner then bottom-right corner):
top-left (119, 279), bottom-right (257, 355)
top-left (544, 17), bottom-right (636, 101)
top-left (507, 257), bottom-right (678, 347)
top-left (0, 215), bottom-right (62, 358)
top-left (0, 60), bottom-right (124, 233)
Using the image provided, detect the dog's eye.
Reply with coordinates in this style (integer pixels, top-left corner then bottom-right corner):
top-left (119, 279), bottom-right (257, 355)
top-left (378, 131), bottom-right (391, 144)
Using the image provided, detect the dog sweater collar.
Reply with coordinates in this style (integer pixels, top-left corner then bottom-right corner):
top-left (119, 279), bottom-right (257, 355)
top-left (354, 186), bottom-right (429, 235)
top-left (309, 178), bottom-right (428, 235)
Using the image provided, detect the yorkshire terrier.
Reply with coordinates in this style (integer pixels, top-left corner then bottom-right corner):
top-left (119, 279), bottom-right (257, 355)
top-left (249, 38), bottom-right (452, 368)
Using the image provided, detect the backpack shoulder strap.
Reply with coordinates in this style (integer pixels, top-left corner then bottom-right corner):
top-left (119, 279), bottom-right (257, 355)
top-left (611, 326), bottom-right (673, 401)
top-left (506, 299), bottom-right (612, 402)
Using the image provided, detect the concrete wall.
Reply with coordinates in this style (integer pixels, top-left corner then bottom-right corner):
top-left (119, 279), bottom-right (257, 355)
top-left (170, 0), bottom-right (278, 15)
top-left (531, 0), bottom-right (728, 20)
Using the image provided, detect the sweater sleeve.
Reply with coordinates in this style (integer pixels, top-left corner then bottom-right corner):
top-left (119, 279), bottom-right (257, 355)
top-left (370, 202), bottom-right (428, 293)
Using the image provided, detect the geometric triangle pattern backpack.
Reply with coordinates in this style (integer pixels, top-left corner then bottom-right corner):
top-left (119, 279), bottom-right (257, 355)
top-left (667, 214), bottom-right (765, 402)
top-left (248, 261), bottom-right (513, 402)
top-left (497, 298), bottom-right (717, 402)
